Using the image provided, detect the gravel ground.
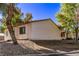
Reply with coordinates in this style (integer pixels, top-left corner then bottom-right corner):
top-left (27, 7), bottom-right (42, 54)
top-left (0, 40), bottom-right (40, 56)
top-left (0, 40), bottom-right (56, 56)
top-left (0, 40), bottom-right (79, 56)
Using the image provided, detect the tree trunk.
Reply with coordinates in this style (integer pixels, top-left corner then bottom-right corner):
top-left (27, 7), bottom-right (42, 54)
top-left (75, 8), bottom-right (79, 44)
top-left (75, 20), bottom-right (78, 44)
top-left (6, 4), bottom-right (18, 44)
top-left (75, 27), bottom-right (78, 43)
top-left (66, 30), bottom-right (68, 39)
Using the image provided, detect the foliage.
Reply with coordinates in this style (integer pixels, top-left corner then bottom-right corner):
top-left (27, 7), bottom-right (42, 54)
top-left (0, 4), bottom-right (23, 29)
top-left (56, 3), bottom-right (79, 42)
top-left (56, 3), bottom-right (79, 32)
top-left (24, 13), bottom-right (32, 23)
top-left (0, 24), bottom-right (6, 33)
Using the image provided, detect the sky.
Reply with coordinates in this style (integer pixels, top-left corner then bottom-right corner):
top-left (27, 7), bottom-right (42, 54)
top-left (0, 3), bottom-right (60, 24)
top-left (17, 3), bottom-right (60, 24)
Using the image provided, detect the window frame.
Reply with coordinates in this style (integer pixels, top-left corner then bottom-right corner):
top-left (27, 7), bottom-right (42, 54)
top-left (61, 32), bottom-right (65, 37)
top-left (19, 26), bottom-right (26, 34)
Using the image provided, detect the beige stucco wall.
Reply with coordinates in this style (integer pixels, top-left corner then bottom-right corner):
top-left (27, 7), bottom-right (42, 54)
top-left (30, 20), bottom-right (62, 40)
top-left (15, 25), bottom-right (28, 39)
top-left (4, 24), bottom-right (29, 41)
top-left (4, 20), bottom-right (62, 41)
top-left (4, 29), bottom-right (12, 41)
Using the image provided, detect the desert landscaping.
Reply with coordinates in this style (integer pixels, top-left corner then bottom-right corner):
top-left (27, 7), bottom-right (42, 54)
top-left (0, 40), bottom-right (79, 56)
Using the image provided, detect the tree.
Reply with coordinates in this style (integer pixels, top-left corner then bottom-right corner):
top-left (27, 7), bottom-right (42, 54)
top-left (56, 13), bottom-right (70, 39)
top-left (56, 3), bottom-right (79, 43)
top-left (24, 13), bottom-right (32, 23)
top-left (1, 9), bottom-right (22, 32)
top-left (0, 3), bottom-right (21, 44)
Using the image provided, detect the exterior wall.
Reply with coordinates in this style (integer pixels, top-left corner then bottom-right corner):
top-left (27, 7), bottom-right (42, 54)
top-left (4, 24), bottom-right (29, 41)
top-left (0, 33), bottom-right (4, 40)
top-left (30, 20), bottom-right (62, 40)
top-left (4, 29), bottom-right (12, 41)
top-left (4, 20), bottom-right (62, 41)
top-left (15, 25), bottom-right (28, 39)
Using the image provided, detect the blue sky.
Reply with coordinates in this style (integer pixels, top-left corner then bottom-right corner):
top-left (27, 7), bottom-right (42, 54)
top-left (17, 3), bottom-right (60, 24)
top-left (0, 3), bottom-right (60, 24)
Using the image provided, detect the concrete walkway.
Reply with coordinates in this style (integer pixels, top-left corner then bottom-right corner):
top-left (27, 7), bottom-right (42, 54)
top-left (26, 50), bottom-right (79, 56)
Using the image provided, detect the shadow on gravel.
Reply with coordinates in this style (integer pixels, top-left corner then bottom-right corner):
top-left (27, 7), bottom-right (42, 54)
top-left (31, 40), bottom-right (79, 56)
top-left (0, 42), bottom-right (39, 56)
top-left (0, 40), bottom-right (79, 56)
top-left (32, 40), bottom-right (79, 51)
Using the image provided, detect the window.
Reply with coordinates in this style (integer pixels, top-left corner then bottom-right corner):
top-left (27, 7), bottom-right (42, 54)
top-left (61, 32), bottom-right (65, 37)
top-left (19, 27), bottom-right (26, 34)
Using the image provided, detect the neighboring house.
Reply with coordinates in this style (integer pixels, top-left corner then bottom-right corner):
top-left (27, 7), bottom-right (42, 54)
top-left (4, 18), bottom-right (66, 41)
top-left (0, 33), bottom-right (4, 40)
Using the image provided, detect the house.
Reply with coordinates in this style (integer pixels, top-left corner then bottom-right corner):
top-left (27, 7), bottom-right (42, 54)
top-left (0, 33), bottom-right (4, 40)
top-left (4, 18), bottom-right (66, 41)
